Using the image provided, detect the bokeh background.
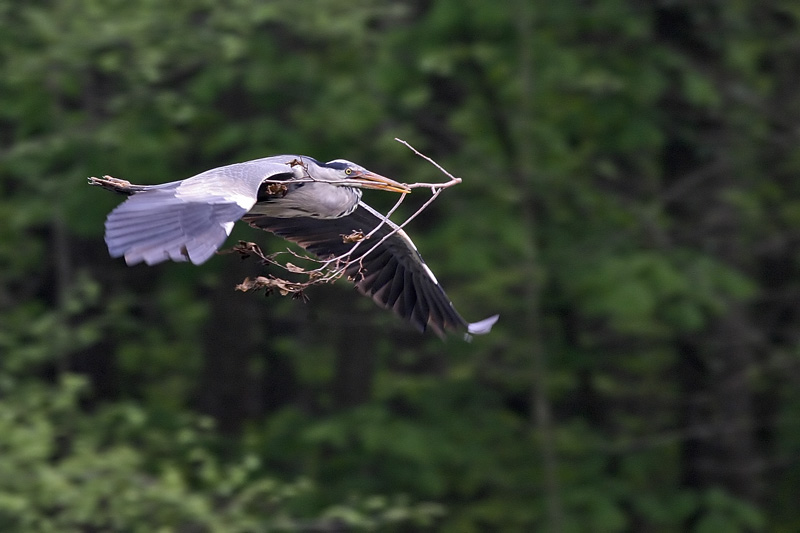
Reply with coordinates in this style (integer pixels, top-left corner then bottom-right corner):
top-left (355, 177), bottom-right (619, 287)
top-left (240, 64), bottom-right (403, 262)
top-left (2, 0), bottom-right (800, 531)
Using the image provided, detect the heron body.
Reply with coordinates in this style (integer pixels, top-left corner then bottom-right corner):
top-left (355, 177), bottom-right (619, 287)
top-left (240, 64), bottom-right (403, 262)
top-left (90, 155), bottom-right (498, 337)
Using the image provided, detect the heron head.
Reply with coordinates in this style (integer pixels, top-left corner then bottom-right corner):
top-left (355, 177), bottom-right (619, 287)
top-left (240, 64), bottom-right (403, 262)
top-left (322, 159), bottom-right (410, 194)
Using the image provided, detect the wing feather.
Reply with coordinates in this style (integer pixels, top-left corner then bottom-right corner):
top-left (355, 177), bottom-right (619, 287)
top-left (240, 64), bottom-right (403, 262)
top-left (102, 156), bottom-right (300, 266)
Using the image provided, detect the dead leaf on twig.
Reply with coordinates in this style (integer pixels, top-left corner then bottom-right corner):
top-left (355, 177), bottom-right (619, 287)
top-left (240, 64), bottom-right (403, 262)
top-left (236, 275), bottom-right (309, 301)
top-left (347, 270), bottom-right (365, 283)
top-left (341, 230), bottom-right (366, 243)
top-left (284, 262), bottom-right (308, 274)
top-left (235, 276), bottom-right (267, 292)
top-left (264, 183), bottom-right (288, 197)
top-left (218, 241), bottom-right (269, 261)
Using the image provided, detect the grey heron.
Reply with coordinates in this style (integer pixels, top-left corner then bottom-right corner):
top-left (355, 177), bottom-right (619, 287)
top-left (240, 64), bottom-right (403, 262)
top-left (89, 155), bottom-right (498, 337)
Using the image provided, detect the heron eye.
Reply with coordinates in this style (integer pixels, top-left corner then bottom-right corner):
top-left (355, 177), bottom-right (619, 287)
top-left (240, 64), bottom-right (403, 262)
top-left (345, 168), bottom-right (353, 175)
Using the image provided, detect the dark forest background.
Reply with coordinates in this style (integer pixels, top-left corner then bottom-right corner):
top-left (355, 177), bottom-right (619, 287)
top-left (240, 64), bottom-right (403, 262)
top-left (2, 0), bottom-right (800, 531)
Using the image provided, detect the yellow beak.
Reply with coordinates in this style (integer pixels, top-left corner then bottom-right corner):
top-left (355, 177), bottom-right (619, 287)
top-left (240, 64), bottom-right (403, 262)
top-left (350, 170), bottom-right (411, 194)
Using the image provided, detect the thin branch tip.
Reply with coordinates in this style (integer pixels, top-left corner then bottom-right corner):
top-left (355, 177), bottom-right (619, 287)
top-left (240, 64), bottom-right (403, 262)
top-left (394, 137), bottom-right (462, 188)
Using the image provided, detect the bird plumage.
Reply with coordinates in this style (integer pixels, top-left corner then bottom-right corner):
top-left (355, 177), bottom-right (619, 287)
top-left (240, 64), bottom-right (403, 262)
top-left (90, 155), bottom-right (498, 337)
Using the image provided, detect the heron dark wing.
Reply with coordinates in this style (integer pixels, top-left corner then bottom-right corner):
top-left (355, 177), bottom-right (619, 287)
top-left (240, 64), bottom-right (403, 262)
top-left (244, 202), bottom-right (498, 337)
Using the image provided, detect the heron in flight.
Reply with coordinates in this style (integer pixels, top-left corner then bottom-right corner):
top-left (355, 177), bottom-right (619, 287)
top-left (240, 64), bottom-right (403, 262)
top-left (89, 156), bottom-right (498, 337)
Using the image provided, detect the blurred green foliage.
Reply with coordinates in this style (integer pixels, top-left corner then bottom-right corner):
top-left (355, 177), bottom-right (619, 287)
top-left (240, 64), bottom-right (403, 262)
top-left (0, 375), bottom-right (443, 532)
top-left (2, 0), bottom-right (800, 531)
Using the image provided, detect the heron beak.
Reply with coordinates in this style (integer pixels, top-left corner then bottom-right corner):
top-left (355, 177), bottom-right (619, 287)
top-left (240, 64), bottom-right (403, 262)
top-left (351, 171), bottom-right (411, 194)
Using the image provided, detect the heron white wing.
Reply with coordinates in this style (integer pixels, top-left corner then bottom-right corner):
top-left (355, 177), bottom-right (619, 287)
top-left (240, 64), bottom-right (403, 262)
top-left (104, 156), bottom-right (299, 265)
